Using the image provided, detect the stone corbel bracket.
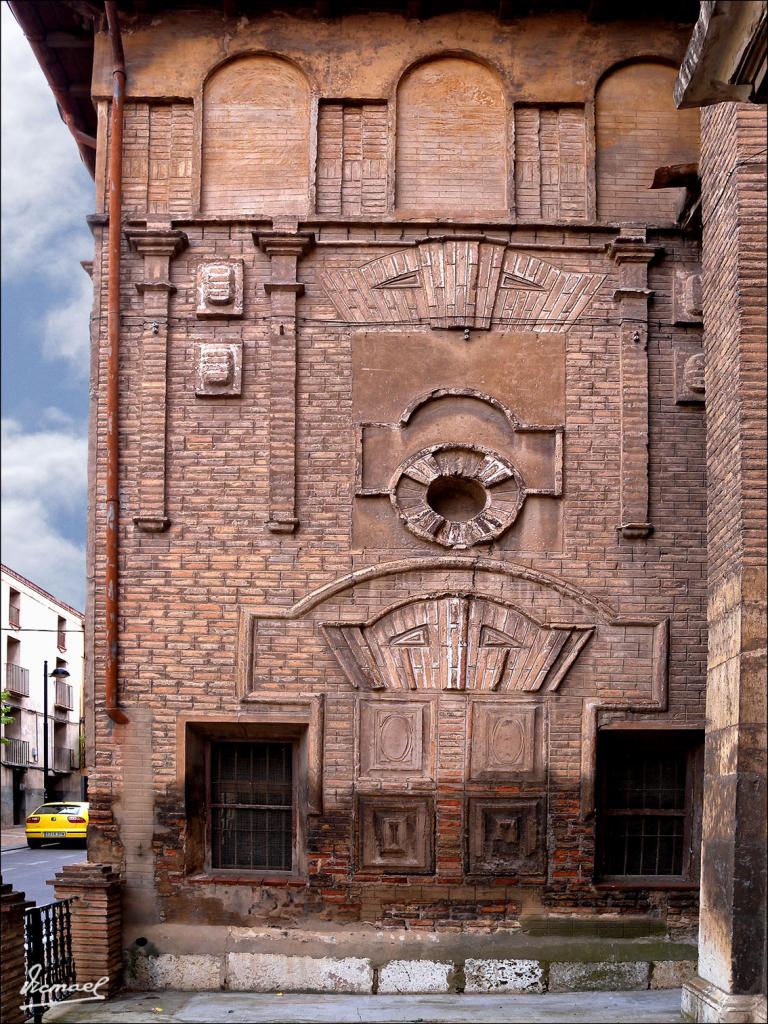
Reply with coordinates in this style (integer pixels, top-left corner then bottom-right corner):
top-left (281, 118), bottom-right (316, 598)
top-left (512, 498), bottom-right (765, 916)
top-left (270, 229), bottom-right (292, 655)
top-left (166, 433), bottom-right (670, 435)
top-left (253, 230), bottom-right (315, 534)
top-left (125, 227), bottom-right (188, 532)
top-left (608, 230), bottom-right (661, 540)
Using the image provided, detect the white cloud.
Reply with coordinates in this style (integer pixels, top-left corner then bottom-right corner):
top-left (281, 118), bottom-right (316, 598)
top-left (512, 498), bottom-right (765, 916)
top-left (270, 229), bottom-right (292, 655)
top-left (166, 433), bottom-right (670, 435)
top-left (42, 273), bottom-right (94, 375)
top-left (1, 4), bottom-right (94, 369)
top-left (1, 417), bottom-right (87, 610)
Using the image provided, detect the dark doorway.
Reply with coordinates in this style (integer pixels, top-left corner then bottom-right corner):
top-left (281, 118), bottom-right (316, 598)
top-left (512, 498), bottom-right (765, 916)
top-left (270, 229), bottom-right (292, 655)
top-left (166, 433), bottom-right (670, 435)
top-left (12, 770), bottom-right (26, 825)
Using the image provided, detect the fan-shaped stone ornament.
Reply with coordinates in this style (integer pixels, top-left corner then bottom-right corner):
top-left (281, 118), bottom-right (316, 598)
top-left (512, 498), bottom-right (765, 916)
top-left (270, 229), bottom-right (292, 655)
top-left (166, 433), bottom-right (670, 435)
top-left (320, 236), bottom-right (605, 332)
top-left (390, 444), bottom-right (525, 549)
top-left (321, 594), bottom-right (594, 693)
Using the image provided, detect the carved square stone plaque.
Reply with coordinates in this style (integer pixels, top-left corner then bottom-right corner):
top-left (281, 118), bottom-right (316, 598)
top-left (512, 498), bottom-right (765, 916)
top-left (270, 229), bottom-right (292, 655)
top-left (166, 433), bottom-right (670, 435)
top-left (359, 796), bottom-right (434, 873)
top-left (470, 703), bottom-right (538, 778)
top-left (359, 700), bottom-right (431, 779)
top-left (468, 798), bottom-right (545, 875)
top-left (195, 342), bottom-right (242, 397)
top-left (196, 259), bottom-right (244, 318)
top-left (674, 347), bottom-right (705, 404)
top-left (673, 268), bottom-right (703, 325)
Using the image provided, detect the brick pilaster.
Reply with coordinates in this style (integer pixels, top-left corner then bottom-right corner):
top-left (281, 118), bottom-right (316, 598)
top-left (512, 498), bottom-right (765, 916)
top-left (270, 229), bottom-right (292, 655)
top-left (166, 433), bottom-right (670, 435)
top-left (53, 863), bottom-right (123, 997)
top-left (608, 229), bottom-right (660, 540)
top-left (253, 230), bottom-right (315, 533)
top-left (125, 227), bottom-right (189, 532)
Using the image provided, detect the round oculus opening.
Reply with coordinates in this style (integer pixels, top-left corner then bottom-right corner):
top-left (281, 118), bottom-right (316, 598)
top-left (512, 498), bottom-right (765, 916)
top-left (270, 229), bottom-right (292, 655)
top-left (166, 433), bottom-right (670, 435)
top-left (425, 474), bottom-right (488, 523)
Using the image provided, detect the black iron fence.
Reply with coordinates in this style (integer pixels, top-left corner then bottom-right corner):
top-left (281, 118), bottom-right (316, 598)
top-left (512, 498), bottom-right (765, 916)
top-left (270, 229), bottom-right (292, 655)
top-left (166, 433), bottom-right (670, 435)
top-left (23, 899), bottom-right (75, 1023)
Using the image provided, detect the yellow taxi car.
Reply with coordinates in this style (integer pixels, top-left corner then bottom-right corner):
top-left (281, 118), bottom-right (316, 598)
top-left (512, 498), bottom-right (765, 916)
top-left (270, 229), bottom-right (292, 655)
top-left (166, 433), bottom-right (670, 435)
top-left (26, 801), bottom-right (89, 848)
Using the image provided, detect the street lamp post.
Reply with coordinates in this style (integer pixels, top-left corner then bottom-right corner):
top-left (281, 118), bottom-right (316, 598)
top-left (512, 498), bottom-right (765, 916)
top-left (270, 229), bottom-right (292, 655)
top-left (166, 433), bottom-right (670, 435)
top-left (42, 661), bottom-right (71, 803)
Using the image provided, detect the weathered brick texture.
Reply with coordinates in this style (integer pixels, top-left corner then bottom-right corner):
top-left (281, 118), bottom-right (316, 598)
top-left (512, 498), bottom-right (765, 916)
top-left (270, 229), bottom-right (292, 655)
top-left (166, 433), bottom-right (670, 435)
top-left (0, 883), bottom-right (26, 1024)
top-left (82, 8), bottom-right (707, 953)
top-left (694, 100), bottom-right (767, 999)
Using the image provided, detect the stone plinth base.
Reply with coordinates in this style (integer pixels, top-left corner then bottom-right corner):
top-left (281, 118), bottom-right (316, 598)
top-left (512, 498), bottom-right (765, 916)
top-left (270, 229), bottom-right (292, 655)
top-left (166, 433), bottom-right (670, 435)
top-left (53, 863), bottom-right (123, 997)
top-left (682, 976), bottom-right (767, 1023)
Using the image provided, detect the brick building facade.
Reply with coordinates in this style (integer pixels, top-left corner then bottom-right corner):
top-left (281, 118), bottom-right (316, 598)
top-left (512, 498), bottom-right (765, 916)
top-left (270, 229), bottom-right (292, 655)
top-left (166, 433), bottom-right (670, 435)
top-left (85, 0), bottom-right (709, 937)
top-left (10, 0), bottom-right (763, 1013)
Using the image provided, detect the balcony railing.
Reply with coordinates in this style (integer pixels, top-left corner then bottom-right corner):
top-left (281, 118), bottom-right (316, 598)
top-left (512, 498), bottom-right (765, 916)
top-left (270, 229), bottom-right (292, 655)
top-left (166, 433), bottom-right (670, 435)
top-left (54, 680), bottom-right (73, 711)
top-left (3, 738), bottom-right (30, 767)
top-left (5, 663), bottom-right (30, 697)
top-left (53, 747), bottom-right (77, 773)
top-left (8, 605), bottom-right (20, 629)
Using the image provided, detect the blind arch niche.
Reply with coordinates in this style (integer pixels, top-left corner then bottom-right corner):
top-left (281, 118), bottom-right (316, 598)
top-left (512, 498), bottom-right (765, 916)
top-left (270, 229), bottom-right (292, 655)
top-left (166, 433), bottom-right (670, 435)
top-left (201, 54), bottom-right (311, 216)
top-left (596, 61), bottom-right (700, 224)
top-left (396, 56), bottom-right (508, 216)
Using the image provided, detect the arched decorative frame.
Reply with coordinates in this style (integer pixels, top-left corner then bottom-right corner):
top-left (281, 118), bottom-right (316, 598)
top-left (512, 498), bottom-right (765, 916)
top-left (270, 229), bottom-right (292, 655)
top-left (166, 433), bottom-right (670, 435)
top-left (391, 50), bottom-right (515, 219)
top-left (235, 556), bottom-right (669, 820)
top-left (192, 50), bottom-right (319, 217)
top-left (592, 55), bottom-right (700, 225)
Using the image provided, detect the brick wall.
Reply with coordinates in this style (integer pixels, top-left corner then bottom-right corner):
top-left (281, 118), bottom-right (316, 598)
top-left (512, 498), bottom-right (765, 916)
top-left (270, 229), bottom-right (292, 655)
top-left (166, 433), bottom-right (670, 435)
top-left (596, 61), bottom-right (700, 223)
top-left (82, 10), bottom-right (706, 941)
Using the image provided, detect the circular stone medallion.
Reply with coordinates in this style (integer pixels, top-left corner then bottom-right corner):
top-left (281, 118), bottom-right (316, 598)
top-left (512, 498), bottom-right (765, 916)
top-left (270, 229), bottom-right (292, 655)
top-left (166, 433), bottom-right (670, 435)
top-left (390, 444), bottom-right (526, 549)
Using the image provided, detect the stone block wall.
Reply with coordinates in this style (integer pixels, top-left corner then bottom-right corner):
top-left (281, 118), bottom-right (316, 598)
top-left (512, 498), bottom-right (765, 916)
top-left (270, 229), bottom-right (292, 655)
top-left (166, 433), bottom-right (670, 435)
top-left (685, 100), bottom-right (767, 1016)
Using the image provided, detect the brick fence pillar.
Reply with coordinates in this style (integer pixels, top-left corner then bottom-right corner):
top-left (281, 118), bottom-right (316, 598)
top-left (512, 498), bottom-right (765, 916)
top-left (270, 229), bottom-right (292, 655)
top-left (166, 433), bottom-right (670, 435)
top-left (0, 881), bottom-right (27, 1024)
top-left (53, 863), bottom-right (123, 997)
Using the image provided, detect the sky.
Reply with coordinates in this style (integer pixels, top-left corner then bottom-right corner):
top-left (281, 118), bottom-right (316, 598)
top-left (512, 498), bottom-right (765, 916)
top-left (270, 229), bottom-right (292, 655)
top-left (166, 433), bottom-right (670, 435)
top-left (1, 2), bottom-right (94, 611)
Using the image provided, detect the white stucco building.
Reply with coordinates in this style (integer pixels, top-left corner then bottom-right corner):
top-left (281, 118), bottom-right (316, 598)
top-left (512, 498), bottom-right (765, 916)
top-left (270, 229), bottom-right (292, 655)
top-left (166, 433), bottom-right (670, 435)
top-left (1, 565), bottom-right (85, 826)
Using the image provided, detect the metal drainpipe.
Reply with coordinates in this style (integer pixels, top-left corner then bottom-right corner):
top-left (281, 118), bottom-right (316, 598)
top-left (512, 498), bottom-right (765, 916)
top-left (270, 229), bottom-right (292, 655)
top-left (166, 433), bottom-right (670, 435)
top-left (104, 1), bottom-right (129, 725)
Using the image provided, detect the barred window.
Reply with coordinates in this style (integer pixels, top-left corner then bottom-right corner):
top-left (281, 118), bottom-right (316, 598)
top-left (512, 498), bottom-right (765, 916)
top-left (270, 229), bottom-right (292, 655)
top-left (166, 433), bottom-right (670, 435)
top-left (597, 731), bottom-right (702, 881)
top-left (210, 741), bottom-right (293, 872)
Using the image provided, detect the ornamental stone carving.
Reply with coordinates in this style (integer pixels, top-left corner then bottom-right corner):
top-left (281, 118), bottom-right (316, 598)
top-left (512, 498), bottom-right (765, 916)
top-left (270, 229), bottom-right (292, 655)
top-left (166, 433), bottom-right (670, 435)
top-left (390, 443), bottom-right (526, 549)
top-left (467, 798), bottom-right (545, 875)
top-left (321, 238), bottom-right (604, 332)
top-left (196, 259), bottom-right (244, 318)
top-left (358, 795), bottom-right (434, 873)
top-left (322, 593), bottom-right (594, 693)
top-left (195, 341), bottom-right (242, 397)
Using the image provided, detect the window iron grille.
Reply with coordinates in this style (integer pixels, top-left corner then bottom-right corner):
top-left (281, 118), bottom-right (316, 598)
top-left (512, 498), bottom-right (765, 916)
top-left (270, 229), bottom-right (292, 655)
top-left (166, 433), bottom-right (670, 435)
top-left (598, 738), bottom-right (694, 879)
top-left (210, 741), bottom-right (293, 871)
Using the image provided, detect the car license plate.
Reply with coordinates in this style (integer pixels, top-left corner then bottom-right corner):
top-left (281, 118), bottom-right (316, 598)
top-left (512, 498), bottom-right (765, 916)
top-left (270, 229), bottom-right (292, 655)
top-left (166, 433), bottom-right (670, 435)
top-left (43, 831), bottom-right (66, 838)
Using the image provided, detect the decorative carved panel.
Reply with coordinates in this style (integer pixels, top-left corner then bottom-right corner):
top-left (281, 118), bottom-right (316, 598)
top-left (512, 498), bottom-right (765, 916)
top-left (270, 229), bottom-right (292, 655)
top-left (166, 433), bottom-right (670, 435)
top-left (359, 699), bottom-right (432, 780)
top-left (322, 241), bottom-right (604, 332)
top-left (359, 796), bottom-right (434, 873)
top-left (322, 594), bottom-right (593, 692)
top-left (673, 268), bottom-right (703, 325)
top-left (195, 342), bottom-right (242, 397)
top-left (469, 702), bottom-right (540, 778)
top-left (467, 798), bottom-right (545, 875)
top-left (675, 348), bottom-right (706, 404)
top-left (196, 259), bottom-right (244, 318)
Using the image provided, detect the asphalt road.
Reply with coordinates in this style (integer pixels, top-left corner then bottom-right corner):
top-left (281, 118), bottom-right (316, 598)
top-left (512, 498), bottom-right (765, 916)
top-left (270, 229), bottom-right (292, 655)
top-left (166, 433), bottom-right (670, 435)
top-left (1, 843), bottom-right (85, 906)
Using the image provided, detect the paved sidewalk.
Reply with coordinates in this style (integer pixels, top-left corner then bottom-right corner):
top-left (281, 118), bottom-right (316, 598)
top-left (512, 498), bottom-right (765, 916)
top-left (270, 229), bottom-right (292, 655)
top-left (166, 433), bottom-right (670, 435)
top-left (43, 989), bottom-right (685, 1022)
top-left (1, 825), bottom-right (28, 851)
